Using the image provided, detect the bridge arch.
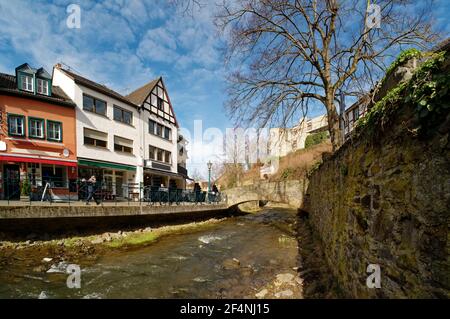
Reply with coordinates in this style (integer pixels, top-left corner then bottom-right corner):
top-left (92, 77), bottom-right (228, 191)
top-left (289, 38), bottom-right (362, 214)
top-left (223, 179), bottom-right (307, 209)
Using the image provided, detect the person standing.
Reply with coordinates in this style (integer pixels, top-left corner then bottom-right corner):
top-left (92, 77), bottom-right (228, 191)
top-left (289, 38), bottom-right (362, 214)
top-left (85, 175), bottom-right (100, 205)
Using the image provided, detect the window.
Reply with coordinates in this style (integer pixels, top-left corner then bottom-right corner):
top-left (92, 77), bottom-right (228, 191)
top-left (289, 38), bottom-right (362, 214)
top-left (21, 74), bottom-right (33, 92)
top-left (84, 128), bottom-right (108, 148)
top-left (114, 136), bottom-right (133, 154)
top-left (157, 97), bottom-right (164, 110)
top-left (157, 149), bottom-right (163, 162)
top-left (149, 145), bottom-right (172, 164)
top-left (156, 124), bottom-right (162, 137)
top-left (307, 121), bottom-right (313, 131)
top-left (29, 118), bottom-right (45, 139)
top-left (47, 121), bottom-right (62, 142)
top-left (149, 146), bottom-right (155, 160)
top-left (149, 120), bottom-right (155, 135)
top-left (149, 119), bottom-right (171, 140)
top-left (37, 78), bottom-right (49, 95)
top-left (42, 165), bottom-right (67, 188)
top-left (164, 151), bottom-right (171, 164)
top-left (113, 106), bottom-right (132, 125)
top-left (83, 94), bottom-right (106, 116)
top-left (8, 114), bottom-right (25, 136)
top-left (164, 127), bottom-right (172, 141)
top-left (83, 95), bottom-right (94, 112)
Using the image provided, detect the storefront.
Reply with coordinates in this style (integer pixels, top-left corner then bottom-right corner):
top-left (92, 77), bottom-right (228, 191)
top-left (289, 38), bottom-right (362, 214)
top-left (0, 155), bottom-right (77, 200)
top-left (77, 158), bottom-right (137, 200)
top-left (143, 168), bottom-right (186, 190)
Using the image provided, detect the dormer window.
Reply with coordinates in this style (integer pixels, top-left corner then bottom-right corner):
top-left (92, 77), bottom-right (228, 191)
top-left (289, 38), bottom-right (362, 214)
top-left (37, 78), bottom-right (49, 95)
top-left (21, 74), bottom-right (34, 92)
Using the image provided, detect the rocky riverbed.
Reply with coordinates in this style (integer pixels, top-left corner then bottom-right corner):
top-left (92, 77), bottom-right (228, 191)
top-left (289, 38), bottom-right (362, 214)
top-left (0, 208), bottom-right (338, 299)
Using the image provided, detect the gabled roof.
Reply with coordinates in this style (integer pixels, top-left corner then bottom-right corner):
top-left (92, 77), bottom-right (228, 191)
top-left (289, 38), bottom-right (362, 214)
top-left (57, 67), bottom-right (138, 108)
top-left (36, 67), bottom-right (52, 79)
top-left (0, 72), bottom-right (76, 107)
top-left (125, 77), bottom-right (160, 106)
top-left (126, 77), bottom-right (179, 127)
top-left (15, 63), bottom-right (36, 74)
top-left (15, 63), bottom-right (51, 79)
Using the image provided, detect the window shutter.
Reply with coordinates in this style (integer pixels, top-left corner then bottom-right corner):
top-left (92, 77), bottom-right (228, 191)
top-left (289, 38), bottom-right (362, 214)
top-left (84, 128), bottom-right (107, 140)
top-left (114, 136), bottom-right (133, 148)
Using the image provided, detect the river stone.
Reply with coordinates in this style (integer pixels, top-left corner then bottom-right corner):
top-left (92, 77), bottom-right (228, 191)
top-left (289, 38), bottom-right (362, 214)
top-left (38, 291), bottom-right (49, 299)
top-left (91, 237), bottom-right (104, 245)
top-left (255, 289), bottom-right (268, 299)
top-left (275, 273), bottom-right (295, 286)
top-left (222, 258), bottom-right (240, 270)
top-left (274, 289), bottom-right (293, 298)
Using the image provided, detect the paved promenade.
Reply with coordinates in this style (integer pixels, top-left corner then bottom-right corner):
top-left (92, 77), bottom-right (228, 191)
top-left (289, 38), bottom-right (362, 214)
top-left (0, 200), bottom-right (229, 219)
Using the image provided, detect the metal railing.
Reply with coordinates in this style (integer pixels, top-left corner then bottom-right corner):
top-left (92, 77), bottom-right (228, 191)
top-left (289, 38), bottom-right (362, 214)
top-left (0, 175), bottom-right (227, 206)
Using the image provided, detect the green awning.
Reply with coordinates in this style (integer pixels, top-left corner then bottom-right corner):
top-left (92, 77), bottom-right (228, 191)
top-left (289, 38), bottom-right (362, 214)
top-left (78, 159), bottom-right (136, 171)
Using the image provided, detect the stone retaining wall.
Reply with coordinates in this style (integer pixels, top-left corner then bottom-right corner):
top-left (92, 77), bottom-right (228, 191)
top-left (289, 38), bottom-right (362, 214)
top-left (305, 97), bottom-right (449, 298)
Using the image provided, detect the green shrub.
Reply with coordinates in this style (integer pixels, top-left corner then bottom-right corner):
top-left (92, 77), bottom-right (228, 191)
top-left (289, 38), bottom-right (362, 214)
top-left (21, 179), bottom-right (30, 196)
top-left (305, 131), bottom-right (329, 149)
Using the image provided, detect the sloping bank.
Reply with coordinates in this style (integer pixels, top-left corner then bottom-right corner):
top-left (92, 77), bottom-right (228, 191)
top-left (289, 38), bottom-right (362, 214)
top-left (304, 50), bottom-right (450, 298)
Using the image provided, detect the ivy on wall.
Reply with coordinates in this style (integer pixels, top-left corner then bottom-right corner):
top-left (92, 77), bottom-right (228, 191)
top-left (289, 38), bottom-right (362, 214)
top-left (356, 50), bottom-right (449, 139)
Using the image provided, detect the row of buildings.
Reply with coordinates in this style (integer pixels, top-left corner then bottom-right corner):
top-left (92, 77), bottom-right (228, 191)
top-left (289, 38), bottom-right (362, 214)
top-left (0, 63), bottom-right (189, 200)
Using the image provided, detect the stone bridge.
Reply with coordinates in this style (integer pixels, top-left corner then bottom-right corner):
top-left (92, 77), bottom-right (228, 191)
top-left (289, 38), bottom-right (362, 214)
top-left (223, 179), bottom-right (307, 209)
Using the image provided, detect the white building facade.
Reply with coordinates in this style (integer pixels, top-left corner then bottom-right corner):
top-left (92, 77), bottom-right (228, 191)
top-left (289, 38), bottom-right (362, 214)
top-left (268, 114), bottom-right (328, 158)
top-left (126, 78), bottom-right (185, 190)
top-left (53, 65), bottom-right (187, 198)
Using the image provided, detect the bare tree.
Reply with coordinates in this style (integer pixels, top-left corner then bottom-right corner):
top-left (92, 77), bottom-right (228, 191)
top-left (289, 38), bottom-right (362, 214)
top-left (169, 0), bottom-right (204, 16)
top-left (216, 0), bottom-right (439, 151)
top-left (190, 168), bottom-right (204, 182)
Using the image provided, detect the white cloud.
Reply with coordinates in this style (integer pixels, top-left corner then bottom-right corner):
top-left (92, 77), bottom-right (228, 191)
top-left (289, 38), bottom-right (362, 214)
top-left (137, 27), bottom-right (179, 63)
top-left (0, 0), bottom-right (230, 136)
top-left (0, 0), bottom-right (155, 94)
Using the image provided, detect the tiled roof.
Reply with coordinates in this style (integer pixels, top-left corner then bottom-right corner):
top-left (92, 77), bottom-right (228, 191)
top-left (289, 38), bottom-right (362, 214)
top-left (0, 72), bottom-right (76, 107)
top-left (58, 68), bottom-right (138, 108)
top-left (125, 78), bottom-right (160, 106)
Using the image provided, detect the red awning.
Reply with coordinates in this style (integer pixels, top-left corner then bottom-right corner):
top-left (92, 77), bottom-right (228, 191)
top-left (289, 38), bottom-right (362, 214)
top-left (0, 155), bottom-right (77, 167)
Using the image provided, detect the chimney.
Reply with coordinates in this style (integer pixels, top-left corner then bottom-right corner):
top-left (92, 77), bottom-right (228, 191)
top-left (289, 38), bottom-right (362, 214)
top-left (54, 63), bottom-right (62, 69)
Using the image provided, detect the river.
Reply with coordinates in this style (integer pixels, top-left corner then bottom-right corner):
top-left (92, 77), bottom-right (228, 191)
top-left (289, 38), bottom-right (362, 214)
top-left (0, 208), bottom-right (304, 299)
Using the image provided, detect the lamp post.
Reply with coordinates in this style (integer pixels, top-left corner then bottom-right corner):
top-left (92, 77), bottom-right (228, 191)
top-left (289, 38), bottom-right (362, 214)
top-left (207, 161), bottom-right (213, 203)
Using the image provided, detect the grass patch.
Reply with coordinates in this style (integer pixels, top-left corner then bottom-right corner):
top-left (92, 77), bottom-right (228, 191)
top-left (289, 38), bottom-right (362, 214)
top-left (106, 232), bottom-right (159, 248)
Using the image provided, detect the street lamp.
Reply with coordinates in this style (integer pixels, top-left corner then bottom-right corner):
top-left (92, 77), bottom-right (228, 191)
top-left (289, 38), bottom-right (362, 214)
top-left (207, 160), bottom-right (213, 193)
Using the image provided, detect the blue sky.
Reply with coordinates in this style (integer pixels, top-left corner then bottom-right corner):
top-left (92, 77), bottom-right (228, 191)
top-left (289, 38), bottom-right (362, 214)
top-left (0, 0), bottom-right (449, 177)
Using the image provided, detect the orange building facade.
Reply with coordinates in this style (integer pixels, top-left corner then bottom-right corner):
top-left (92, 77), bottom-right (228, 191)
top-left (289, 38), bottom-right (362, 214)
top-left (0, 64), bottom-right (77, 200)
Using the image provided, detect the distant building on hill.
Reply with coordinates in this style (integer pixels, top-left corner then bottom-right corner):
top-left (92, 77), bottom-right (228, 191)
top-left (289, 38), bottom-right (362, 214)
top-left (267, 114), bottom-right (328, 158)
